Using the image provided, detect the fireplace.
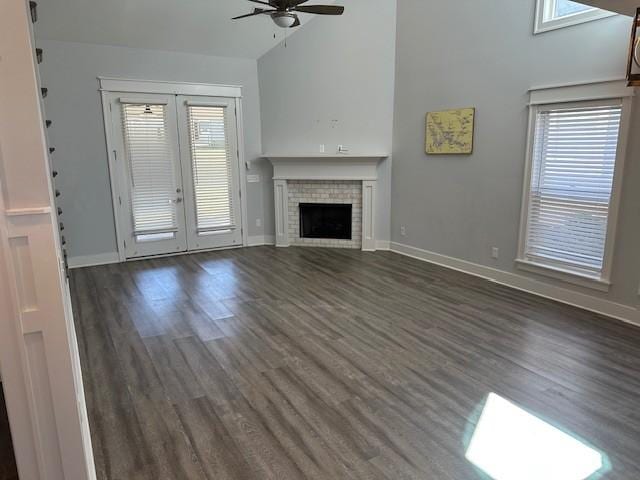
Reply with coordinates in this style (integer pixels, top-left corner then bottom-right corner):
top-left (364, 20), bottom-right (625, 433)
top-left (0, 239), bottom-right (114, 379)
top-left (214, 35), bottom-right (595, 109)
top-left (266, 154), bottom-right (387, 250)
top-left (300, 203), bottom-right (352, 240)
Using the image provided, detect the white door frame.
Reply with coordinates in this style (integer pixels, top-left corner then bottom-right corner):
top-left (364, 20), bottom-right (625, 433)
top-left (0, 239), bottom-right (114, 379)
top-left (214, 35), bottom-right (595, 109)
top-left (99, 77), bottom-right (249, 261)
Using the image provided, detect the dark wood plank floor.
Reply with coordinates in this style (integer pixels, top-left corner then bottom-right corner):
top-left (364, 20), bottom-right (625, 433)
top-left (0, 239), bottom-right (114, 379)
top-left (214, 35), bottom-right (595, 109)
top-left (70, 246), bottom-right (640, 479)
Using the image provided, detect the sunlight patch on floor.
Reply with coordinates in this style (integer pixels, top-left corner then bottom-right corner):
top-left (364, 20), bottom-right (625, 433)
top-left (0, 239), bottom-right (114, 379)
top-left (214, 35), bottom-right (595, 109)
top-left (466, 393), bottom-right (604, 480)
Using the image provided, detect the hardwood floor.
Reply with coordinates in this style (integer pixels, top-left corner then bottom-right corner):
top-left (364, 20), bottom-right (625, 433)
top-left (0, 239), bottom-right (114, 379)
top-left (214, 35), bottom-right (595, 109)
top-left (70, 246), bottom-right (640, 479)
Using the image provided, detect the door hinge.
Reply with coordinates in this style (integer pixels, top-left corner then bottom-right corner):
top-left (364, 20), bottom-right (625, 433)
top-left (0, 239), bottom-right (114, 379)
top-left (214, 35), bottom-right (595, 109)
top-left (118, 196), bottom-right (122, 205)
top-left (109, 103), bottom-right (112, 112)
top-left (113, 149), bottom-right (117, 161)
top-left (123, 240), bottom-right (127, 248)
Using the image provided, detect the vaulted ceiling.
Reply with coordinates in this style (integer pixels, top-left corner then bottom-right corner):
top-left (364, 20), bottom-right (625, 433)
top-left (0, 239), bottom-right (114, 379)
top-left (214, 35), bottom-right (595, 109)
top-left (35, 0), bottom-right (325, 59)
top-left (35, 0), bottom-right (637, 61)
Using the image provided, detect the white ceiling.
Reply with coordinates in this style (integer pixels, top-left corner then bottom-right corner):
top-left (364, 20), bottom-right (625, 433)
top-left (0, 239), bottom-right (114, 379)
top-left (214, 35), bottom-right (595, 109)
top-left (35, 0), bottom-right (324, 59)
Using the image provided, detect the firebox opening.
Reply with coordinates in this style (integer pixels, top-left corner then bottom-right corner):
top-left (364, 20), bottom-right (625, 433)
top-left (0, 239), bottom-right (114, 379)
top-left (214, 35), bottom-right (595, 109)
top-left (299, 203), bottom-right (352, 240)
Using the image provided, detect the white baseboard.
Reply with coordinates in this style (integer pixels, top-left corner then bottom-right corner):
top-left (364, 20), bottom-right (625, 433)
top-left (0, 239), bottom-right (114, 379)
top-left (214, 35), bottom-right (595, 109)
top-left (67, 252), bottom-right (121, 269)
top-left (69, 239), bottom-right (276, 268)
top-left (247, 235), bottom-right (276, 247)
top-left (376, 240), bottom-right (391, 251)
top-left (390, 242), bottom-right (640, 327)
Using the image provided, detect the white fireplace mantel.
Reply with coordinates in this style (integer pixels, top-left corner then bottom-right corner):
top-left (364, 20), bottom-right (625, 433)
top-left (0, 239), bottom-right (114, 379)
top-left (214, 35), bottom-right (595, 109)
top-left (264, 154), bottom-right (389, 251)
top-left (265, 154), bottom-right (388, 181)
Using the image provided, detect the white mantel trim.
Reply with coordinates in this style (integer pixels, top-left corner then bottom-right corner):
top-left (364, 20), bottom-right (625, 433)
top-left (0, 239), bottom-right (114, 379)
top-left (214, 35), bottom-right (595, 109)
top-left (264, 153), bottom-right (389, 159)
top-left (265, 154), bottom-right (386, 182)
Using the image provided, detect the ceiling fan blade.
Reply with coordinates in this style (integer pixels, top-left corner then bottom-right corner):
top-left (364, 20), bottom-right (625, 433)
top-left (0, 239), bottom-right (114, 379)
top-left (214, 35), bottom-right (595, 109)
top-left (293, 5), bottom-right (344, 15)
top-left (232, 8), bottom-right (273, 20)
top-left (290, 14), bottom-right (301, 27)
top-left (246, 0), bottom-right (274, 6)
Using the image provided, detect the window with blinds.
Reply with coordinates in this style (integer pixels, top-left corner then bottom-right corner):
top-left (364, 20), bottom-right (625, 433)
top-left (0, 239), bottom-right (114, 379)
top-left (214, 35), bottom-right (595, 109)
top-left (121, 103), bottom-right (178, 239)
top-left (186, 105), bottom-right (235, 233)
top-left (522, 101), bottom-right (622, 278)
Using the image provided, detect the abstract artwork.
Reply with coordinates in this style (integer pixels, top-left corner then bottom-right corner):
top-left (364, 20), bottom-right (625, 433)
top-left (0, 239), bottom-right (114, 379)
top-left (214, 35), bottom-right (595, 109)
top-left (426, 107), bottom-right (475, 155)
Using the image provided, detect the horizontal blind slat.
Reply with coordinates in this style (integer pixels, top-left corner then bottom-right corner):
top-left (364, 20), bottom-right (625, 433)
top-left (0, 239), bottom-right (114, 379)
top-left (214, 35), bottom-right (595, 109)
top-left (524, 102), bottom-right (622, 275)
top-left (187, 105), bottom-right (235, 232)
top-left (122, 103), bottom-right (178, 235)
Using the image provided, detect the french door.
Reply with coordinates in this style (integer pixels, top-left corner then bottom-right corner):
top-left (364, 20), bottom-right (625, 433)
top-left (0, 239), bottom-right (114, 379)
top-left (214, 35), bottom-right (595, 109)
top-left (106, 92), bottom-right (243, 259)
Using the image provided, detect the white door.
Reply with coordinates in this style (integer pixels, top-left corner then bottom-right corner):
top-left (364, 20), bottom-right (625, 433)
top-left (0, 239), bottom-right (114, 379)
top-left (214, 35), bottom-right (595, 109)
top-left (109, 93), bottom-right (187, 258)
top-left (107, 92), bottom-right (243, 259)
top-left (177, 96), bottom-right (243, 250)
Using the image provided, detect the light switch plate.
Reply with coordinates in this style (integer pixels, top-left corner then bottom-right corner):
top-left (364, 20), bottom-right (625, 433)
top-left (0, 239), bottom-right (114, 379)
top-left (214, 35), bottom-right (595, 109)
top-left (247, 175), bottom-right (260, 183)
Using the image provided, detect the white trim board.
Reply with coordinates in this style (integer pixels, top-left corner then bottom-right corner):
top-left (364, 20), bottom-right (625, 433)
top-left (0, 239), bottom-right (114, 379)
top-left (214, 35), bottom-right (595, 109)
top-left (68, 252), bottom-right (121, 269)
top-left (247, 235), bottom-right (276, 247)
top-left (67, 241), bottom-right (277, 269)
top-left (390, 242), bottom-right (640, 328)
top-left (528, 79), bottom-right (633, 105)
top-left (98, 77), bottom-right (242, 98)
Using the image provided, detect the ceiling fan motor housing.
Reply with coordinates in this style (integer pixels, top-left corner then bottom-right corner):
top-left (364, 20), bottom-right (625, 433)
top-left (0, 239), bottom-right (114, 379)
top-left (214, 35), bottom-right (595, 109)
top-left (271, 11), bottom-right (297, 28)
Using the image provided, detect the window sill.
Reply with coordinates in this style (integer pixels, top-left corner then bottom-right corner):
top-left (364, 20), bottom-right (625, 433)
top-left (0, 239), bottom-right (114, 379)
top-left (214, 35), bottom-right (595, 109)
top-left (515, 259), bottom-right (611, 293)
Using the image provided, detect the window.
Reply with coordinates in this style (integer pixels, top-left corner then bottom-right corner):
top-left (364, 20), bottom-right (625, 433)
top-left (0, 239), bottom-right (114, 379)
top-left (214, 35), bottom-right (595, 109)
top-left (518, 82), bottom-right (632, 290)
top-left (121, 102), bottom-right (179, 237)
top-left (534, 0), bottom-right (615, 34)
top-left (186, 104), bottom-right (235, 233)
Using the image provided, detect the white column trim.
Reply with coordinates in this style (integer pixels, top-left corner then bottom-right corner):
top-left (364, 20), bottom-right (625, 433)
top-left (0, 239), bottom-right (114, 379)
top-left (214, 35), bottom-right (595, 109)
top-left (361, 180), bottom-right (377, 251)
top-left (274, 180), bottom-right (289, 247)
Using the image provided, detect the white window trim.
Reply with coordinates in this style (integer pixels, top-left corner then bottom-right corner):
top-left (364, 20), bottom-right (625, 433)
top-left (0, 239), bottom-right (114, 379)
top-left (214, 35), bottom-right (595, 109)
top-left (534, 0), bottom-right (616, 34)
top-left (516, 80), bottom-right (634, 291)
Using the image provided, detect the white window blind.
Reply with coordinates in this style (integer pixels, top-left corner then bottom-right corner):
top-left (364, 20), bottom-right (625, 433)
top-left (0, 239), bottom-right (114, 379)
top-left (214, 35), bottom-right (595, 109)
top-left (186, 105), bottom-right (235, 233)
top-left (524, 101), bottom-right (622, 277)
top-left (121, 103), bottom-right (178, 236)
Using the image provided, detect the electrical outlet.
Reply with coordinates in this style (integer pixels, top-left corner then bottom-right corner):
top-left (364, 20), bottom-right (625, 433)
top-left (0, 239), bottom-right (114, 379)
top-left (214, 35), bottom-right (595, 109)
top-left (319, 144), bottom-right (326, 153)
top-left (256, 218), bottom-right (262, 228)
top-left (247, 174), bottom-right (260, 183)
top-left (491, 247), bottom-right (499, 259)
top-left (338, 145), bottom-right (349, 154)
top-left (400, 226), bottom-right (406, 236)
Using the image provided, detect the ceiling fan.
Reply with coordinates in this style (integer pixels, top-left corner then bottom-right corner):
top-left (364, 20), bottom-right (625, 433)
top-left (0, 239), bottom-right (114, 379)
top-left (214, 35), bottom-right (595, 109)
top-left (232, 0), bottom-right (345, 29)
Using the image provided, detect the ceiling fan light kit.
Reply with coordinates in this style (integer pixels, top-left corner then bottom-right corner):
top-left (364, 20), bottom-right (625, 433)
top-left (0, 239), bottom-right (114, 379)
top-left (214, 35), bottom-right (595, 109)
top-left (272, 12), bottom-right (298, 28)
top-left (232, 0), bottom-right (344, 29)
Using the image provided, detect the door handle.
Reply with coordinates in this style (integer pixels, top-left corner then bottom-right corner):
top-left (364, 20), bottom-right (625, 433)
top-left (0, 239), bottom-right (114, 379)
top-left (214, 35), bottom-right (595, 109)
top-left (173, 197), bottom-right (183, 204)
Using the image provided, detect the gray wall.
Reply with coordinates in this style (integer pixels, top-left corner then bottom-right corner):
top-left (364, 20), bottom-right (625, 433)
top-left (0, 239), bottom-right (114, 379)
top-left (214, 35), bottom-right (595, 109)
top-left (257, 0), bottom-right (397, 243)
top-left (38, 39), bottom-right (272, 261)
top-left (392, 0), bottom-right (640, 307)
